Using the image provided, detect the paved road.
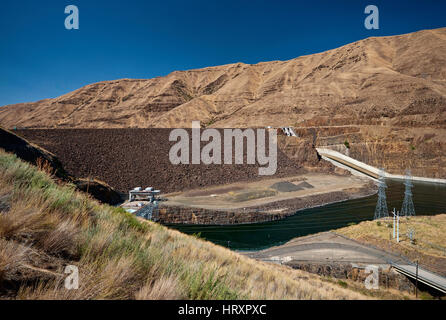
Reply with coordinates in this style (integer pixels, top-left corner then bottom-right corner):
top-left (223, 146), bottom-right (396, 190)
top-left (244, 232), bottom-right (446, 293)
top-left (244, 232), bottom-right (398, 266)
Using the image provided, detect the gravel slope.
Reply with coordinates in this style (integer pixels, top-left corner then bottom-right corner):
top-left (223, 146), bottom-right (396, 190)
top-left (17, 129), bottom-right (309, 193)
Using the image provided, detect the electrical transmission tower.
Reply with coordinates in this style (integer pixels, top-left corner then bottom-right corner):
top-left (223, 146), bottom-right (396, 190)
top-left (401, 169), bottom-right (415, 217)
top-left (374, 169), bottom-right (389, 220)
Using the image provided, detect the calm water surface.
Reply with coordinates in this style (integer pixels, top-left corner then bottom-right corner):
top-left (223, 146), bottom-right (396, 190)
top-left (169, 180), bottom-right (446, 251)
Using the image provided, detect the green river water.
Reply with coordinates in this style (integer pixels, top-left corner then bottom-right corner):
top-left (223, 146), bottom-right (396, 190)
top-left (169, 180), bottom-right (446, 251)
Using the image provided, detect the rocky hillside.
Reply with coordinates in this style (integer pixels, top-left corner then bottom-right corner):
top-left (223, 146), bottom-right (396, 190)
top-left (0, 128), bottom-right (122, 204)
top-left (1, 28), bottom-right (445, 129)
top-left (15, 129), bottom-right (331, 193)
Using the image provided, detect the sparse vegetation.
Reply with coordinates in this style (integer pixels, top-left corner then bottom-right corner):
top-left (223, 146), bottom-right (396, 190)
top-left (345, 127), bottom-right (446, 179)
top-left (225, 189), bottom-right (277, 203)
top-left (419, 291), bottom-right (434, 300)
top-left (347, 222), bottom-right (357, 227)
top-left (204, 117), bottom-right (217, 127)
top-left (337, 215), bottom-right (446, 276)
top-left (323, 275), bottom-right (414, 300)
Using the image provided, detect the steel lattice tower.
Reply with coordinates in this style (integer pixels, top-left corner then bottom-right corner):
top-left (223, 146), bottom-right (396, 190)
top-left (374, 169), bottom-right (389, 220)
top-left (401, 169), bottom-right (416, 217)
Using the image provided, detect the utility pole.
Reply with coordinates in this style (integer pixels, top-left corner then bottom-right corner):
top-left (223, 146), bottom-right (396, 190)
top-left (392, 208), bottom-right (396, 239)
top-left (415, 260), bottom-right (419, 298)
top-left (391, 208), bottom-right (400, 242)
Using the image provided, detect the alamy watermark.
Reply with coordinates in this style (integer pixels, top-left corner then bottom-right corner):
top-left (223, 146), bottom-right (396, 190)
top-left (364, 265), bottom-right (379, 290)
top-left (364, 5), bottom-right (379, 30)
top-left (65, 5), bottom-right (79, 30)
top-left (169, 121), bottom-right (277, 176)
top-left (64, 265), bottom-right (79, 290)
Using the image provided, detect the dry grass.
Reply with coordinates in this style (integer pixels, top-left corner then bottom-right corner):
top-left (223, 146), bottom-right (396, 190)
top-left (136, 275), bottom-right (184, 300)
top-left (0, 239), bottom-right (29, 282)
top-left (337, 215), bottom-right (446, 275)
top-left (0, 149), bottom-right (372, 300)
top-left (36, 157), bottom-right (56, 177)
top-left (337, 215), bottom-right (446, 258)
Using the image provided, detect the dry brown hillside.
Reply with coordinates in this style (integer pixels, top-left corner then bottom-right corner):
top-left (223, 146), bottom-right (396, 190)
top-left (1, 28), bottom-right (445, 129)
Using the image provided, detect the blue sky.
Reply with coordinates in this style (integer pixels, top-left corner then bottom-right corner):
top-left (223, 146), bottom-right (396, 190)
top-left (1, 0), bottom-right (445, 106)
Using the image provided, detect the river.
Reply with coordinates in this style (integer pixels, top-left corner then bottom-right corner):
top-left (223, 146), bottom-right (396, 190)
top-left (169, 180), bottom-right (446, 251)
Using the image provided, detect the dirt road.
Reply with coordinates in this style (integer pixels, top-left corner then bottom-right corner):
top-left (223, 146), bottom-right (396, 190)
top-left (164, 173), bottom-right (373, 211)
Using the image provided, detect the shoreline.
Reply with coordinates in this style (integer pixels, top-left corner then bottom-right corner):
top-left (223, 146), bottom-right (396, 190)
top-left (158, 182), bottom-right (377, 225)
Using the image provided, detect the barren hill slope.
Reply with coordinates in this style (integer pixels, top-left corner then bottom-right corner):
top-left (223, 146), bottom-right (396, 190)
top-left (1, 28), bottom-right (446, 129)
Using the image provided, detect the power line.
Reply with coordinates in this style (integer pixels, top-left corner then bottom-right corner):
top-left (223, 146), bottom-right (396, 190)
top-left (175, 220), bottom-right (370, 233)
top-left (401, 169), bottom-right (416, 217)
top-left (374, 168), bottom-right (389, 220)
top-left (174, 214), bottom-right (374, 230)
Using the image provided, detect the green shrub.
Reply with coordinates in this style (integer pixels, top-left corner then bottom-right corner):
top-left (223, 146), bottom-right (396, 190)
top-left (419, 291), bottom-right (434, 300)
top-left (347, 222), bottom-right (357, 227)
top-left (182, 267), bottom-right (239, 300)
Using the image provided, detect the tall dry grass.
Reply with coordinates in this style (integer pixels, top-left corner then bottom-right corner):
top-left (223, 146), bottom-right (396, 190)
top-left (0, 239), bottom-right (29, 282)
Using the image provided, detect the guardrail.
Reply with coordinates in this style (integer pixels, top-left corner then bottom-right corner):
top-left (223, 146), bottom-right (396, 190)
top-left (333, 232), bottom-right (446, 294)
top-left (317, 148), bottom-right (446, 184)
top-left (391, 263), bottom-right (446, 294)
